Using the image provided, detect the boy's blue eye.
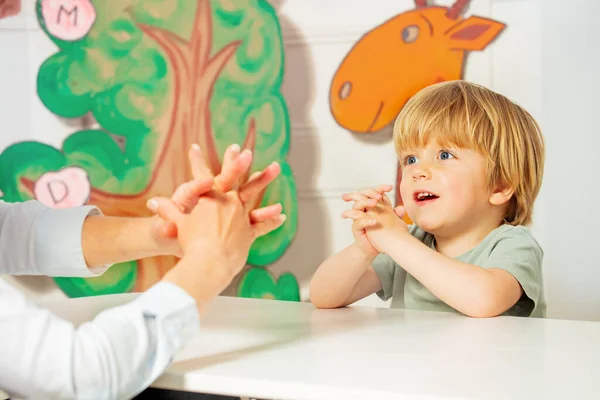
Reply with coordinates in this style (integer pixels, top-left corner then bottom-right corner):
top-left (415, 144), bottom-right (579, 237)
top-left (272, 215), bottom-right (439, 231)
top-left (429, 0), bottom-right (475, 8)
top-left (407, 156), bottom-right (417, 164)
top-left (439, 151), bottom-right (453, 160)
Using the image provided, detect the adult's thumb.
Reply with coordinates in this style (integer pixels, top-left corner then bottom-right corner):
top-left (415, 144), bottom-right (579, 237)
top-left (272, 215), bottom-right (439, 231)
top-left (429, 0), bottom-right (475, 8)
top-left (147, 197), bottom-right (183, 224)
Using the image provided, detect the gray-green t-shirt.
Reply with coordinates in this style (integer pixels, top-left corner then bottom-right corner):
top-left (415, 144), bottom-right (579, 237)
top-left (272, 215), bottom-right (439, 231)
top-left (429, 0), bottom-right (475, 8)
top-left (372, 224), bottom-right (546, 318)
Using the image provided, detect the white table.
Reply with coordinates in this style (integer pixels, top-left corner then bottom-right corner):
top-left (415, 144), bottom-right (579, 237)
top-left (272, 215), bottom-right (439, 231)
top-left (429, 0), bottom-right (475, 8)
top-left (43, 294), bottom-right (600, 400)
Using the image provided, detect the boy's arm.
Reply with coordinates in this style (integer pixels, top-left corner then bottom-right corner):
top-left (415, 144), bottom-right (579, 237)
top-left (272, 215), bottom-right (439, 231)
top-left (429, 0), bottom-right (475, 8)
top-left (383, 232), bottom-right (524, 318)
top-left (309, 243), bottom-right (383, 308)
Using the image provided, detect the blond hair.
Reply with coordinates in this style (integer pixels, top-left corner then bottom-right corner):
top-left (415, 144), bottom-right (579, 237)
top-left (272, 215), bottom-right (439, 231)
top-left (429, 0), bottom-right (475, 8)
top-left (393, 80), bottom-right (545, 226)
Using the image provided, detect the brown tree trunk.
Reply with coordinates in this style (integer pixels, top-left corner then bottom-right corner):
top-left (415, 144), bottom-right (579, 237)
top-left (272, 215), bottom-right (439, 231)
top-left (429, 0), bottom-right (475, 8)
top-left (21, 0), bottom-right (252, 292)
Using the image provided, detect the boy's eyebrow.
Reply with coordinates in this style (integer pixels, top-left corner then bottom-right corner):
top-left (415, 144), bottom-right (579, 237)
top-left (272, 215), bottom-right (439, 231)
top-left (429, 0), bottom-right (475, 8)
top-left (399, 147), bottom-right (418, 154)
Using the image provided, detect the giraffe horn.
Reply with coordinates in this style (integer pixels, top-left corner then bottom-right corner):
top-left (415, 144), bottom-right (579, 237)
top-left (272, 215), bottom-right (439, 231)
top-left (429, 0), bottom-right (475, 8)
top-left (446, 0), bottom-right (470, 19)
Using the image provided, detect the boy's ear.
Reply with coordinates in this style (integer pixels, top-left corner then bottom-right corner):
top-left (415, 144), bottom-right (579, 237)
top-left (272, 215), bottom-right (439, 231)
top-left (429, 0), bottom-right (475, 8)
top-left (489, 184), bottom-right (514, 206)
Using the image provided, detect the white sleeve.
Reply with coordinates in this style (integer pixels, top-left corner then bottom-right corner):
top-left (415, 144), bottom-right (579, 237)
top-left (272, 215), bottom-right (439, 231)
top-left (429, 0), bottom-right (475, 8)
top-left (0, 200), bottom-right (110, 277)
top-left (0, 280), bottom-right (200, 399)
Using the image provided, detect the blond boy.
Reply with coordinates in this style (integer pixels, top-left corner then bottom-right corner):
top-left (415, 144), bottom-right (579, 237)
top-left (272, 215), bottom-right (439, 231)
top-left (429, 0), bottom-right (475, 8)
top-left (310, 80), bottom-right (545, 318)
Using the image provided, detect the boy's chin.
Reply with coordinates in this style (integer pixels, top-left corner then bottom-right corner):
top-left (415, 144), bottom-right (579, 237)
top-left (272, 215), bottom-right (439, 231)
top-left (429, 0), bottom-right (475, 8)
top-left (411, 215), bottom-right (446, 234)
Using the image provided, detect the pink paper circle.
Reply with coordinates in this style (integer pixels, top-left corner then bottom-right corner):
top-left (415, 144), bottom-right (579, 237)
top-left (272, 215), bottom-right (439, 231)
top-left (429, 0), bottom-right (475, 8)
top-left (40, 0), bottom-right (96, 41)
top-left (34, 167), bottom-right (91, 208)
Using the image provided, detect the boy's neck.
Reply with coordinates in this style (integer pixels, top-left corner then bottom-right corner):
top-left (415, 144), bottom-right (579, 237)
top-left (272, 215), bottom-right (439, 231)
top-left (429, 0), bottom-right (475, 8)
top-left (432, 219), bottom-right (504, 258)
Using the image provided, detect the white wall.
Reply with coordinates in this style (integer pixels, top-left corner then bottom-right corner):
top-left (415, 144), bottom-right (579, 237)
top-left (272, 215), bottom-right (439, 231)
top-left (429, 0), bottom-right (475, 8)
top-left (536, 0), bottom-right (600, 321)
top-left (278, 0), bottom-right (545, 308)
top-left (1, 0), bottom-right (599, 320)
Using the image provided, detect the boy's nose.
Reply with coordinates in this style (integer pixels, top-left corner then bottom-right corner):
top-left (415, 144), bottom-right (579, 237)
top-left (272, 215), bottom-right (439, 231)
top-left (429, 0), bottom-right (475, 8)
top-left (412, 165), bottom-right (432, 181)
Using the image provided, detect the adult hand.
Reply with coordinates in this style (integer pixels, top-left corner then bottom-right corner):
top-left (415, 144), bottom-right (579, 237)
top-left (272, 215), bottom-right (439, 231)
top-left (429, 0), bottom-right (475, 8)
top-left (149, 143), bottom-right (283, 256)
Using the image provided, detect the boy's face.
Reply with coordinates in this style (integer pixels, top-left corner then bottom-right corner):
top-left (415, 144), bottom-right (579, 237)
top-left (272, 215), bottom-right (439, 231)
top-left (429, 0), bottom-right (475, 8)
top-left (398, 139), bottom-right (494, 235)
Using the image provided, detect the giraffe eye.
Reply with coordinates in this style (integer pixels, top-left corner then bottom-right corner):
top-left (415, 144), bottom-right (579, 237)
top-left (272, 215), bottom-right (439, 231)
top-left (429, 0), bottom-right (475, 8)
top-left (402, 25), bottom-right (419, 43)
top-left (339, 81), bottom-right (352, 100)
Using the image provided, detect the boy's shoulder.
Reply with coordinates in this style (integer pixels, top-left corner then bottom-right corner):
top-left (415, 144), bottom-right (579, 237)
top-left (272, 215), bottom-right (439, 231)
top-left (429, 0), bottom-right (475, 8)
top-left (408, 223), bottom-right (543, 256)
top-left (467, 224), bottom-right (544, 267)
top-left (486, 224), bottom-right (543, 253)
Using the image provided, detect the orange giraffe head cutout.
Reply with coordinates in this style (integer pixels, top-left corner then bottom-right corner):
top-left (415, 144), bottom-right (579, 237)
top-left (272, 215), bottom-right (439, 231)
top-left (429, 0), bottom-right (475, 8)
top-left (329, 0), bottom-right (506, 133)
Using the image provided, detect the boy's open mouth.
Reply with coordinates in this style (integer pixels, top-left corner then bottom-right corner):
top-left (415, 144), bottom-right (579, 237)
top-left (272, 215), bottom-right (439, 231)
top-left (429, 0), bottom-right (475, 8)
top-left (414, 191), bottom-right (439, 203)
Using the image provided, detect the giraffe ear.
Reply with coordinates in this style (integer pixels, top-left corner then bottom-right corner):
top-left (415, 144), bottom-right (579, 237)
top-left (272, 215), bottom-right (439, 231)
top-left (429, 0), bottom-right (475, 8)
top-left (445, 16), bottom-right (506, 51)
top-left (0, 0), bottom-right (22, 20)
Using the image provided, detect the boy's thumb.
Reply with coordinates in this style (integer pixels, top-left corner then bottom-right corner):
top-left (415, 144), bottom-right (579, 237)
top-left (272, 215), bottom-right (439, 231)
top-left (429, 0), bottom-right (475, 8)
top-left (394, 205), bottom-right (406, 218)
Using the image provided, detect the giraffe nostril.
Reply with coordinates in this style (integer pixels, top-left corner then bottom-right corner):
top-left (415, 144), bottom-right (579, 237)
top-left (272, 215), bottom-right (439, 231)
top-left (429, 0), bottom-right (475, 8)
top-left (339, 81), bottom-right (352, 100)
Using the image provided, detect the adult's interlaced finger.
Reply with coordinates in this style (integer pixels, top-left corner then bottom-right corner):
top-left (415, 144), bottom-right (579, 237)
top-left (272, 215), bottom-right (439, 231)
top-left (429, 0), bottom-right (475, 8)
top-left (215, 147), bottom-right (253, 193)
top-left (169, 178), bottom-right (215, 212)
top-left (252, 214), bottom-right (287, 239)
top-left (249, 203), bottom-right (283, 223)
top-left (239, 161), bottom-right (281, 206)
top-left (189, 144), bottom-right (215, 181)
top-left (188, 143), bottom-right (283, 221)
top-left (146, 197), bottom-right (185, 226)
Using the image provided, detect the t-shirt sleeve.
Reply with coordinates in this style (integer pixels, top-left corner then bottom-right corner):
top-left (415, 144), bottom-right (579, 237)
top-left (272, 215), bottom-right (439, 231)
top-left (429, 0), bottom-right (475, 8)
top-left (482, 229), bottom-right (544, 317)
top-left (371, 253), bottom-right (396, 301)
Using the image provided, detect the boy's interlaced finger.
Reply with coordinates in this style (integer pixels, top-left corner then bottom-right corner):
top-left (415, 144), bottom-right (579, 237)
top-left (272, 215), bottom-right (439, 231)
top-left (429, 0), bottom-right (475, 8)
top-left (352, 217), bottom-right (378, 231)
top-left (378, 193), bottom-right (393, 207)
top-left (342, 190), bottom-right (381, 202)
top-left (341, 209), bottom-right (366, 220)
top-left (352, 198), bottom-right (378, 211)
top-left (374, 184), bottom-right (394, 193)
top-left (341, 192), bottom-right (369, 202)
top-left (342, 184), bottom-right (392, 203)
top-left (359, 188), bottom-right (384, 200)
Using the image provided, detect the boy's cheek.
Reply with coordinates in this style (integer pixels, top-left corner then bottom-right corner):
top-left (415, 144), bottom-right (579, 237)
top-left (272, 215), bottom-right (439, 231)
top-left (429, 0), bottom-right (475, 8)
top-left (399, 184), bottom-right (412, 205)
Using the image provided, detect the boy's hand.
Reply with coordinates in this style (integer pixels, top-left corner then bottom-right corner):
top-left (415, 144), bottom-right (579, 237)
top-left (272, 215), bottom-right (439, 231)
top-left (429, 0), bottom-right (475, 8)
top-left (342, 184), bottom-right (407, 220)
top-left (341, 184), bottom-right (393, 205)
top-left (364, 195), bottom-right (409, 253)
top-left (341, 184), bottom-right (393, 257)
top-left (343, 188), bottom-right (409, 254)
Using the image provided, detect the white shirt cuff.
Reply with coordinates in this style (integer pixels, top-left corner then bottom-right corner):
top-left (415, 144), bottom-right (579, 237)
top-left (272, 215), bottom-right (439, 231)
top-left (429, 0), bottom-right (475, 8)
top-left (34, 205), bottom-right (112, 277)
top-left (131, 281), bottom-right (201, 355)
